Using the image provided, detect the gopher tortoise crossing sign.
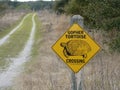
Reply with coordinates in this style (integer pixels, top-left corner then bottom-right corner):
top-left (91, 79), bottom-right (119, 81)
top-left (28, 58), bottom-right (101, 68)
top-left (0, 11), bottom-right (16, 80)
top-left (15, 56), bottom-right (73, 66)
top-left (52, 23), bottom-right (100, 73)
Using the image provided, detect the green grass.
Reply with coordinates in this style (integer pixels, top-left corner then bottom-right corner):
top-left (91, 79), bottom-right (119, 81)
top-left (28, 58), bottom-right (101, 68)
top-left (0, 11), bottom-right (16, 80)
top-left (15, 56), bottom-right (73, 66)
top-left (0, 13), bottom-right (34, 69)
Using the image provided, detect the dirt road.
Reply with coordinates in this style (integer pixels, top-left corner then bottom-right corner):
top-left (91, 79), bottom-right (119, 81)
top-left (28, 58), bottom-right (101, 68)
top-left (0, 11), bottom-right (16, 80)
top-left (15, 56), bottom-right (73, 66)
top-left (0, 13), bottom-right (37, 89)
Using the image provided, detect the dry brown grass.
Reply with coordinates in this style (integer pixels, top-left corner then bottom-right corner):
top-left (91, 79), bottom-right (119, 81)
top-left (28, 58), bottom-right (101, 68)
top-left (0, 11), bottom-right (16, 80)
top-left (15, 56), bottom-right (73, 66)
top-left (82, 51), bottom-right (120, 90)
top-left (13, 10), bottom-right (120, 90)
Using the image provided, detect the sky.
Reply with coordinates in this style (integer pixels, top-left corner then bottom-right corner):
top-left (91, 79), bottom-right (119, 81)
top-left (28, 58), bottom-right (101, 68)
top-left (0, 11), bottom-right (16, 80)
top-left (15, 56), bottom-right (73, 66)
top-left (11, 0), bottom-right (54, 2)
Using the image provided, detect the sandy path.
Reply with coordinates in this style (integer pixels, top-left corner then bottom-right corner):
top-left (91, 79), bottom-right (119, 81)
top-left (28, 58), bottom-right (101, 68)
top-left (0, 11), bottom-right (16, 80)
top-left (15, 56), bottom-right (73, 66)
top-left (0, 14), bottom-right (36, 88)
top-left (0, 14), bottom-right (30, 46)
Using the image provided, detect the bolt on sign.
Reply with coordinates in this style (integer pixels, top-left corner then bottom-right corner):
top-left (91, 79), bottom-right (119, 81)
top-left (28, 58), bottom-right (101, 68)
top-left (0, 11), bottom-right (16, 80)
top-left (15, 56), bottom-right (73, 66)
top-left (52, 23), bottom-right (100, 73)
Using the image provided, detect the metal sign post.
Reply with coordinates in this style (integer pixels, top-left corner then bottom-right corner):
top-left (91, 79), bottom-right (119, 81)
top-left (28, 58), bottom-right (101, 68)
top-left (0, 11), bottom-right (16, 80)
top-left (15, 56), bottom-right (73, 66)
top-left (71, 15), bottom-right (84, 90)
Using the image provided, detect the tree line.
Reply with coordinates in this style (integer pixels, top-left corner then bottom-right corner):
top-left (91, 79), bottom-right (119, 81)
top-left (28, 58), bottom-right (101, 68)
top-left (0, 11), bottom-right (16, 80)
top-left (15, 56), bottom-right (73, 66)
top-left (0, 0), bottom-right (53, 13)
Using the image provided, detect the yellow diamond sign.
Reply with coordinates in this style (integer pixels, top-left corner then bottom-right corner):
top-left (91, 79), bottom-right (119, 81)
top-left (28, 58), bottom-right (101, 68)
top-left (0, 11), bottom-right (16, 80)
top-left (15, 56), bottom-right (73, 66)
top-left (52, 23), bottom-right (100, 73)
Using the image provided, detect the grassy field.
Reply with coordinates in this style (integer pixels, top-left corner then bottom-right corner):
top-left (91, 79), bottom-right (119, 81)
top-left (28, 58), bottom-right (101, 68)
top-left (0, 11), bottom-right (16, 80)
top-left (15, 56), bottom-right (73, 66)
top-left (0, 14), bottom-right (33, 69)
top-left (13, 11), bottom-right (120, 90)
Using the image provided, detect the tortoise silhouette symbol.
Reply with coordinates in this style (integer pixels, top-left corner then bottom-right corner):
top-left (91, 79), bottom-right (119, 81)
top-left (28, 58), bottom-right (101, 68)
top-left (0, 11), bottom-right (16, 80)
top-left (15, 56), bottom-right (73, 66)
top-left (60, 40), bottom-right (91, 58)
